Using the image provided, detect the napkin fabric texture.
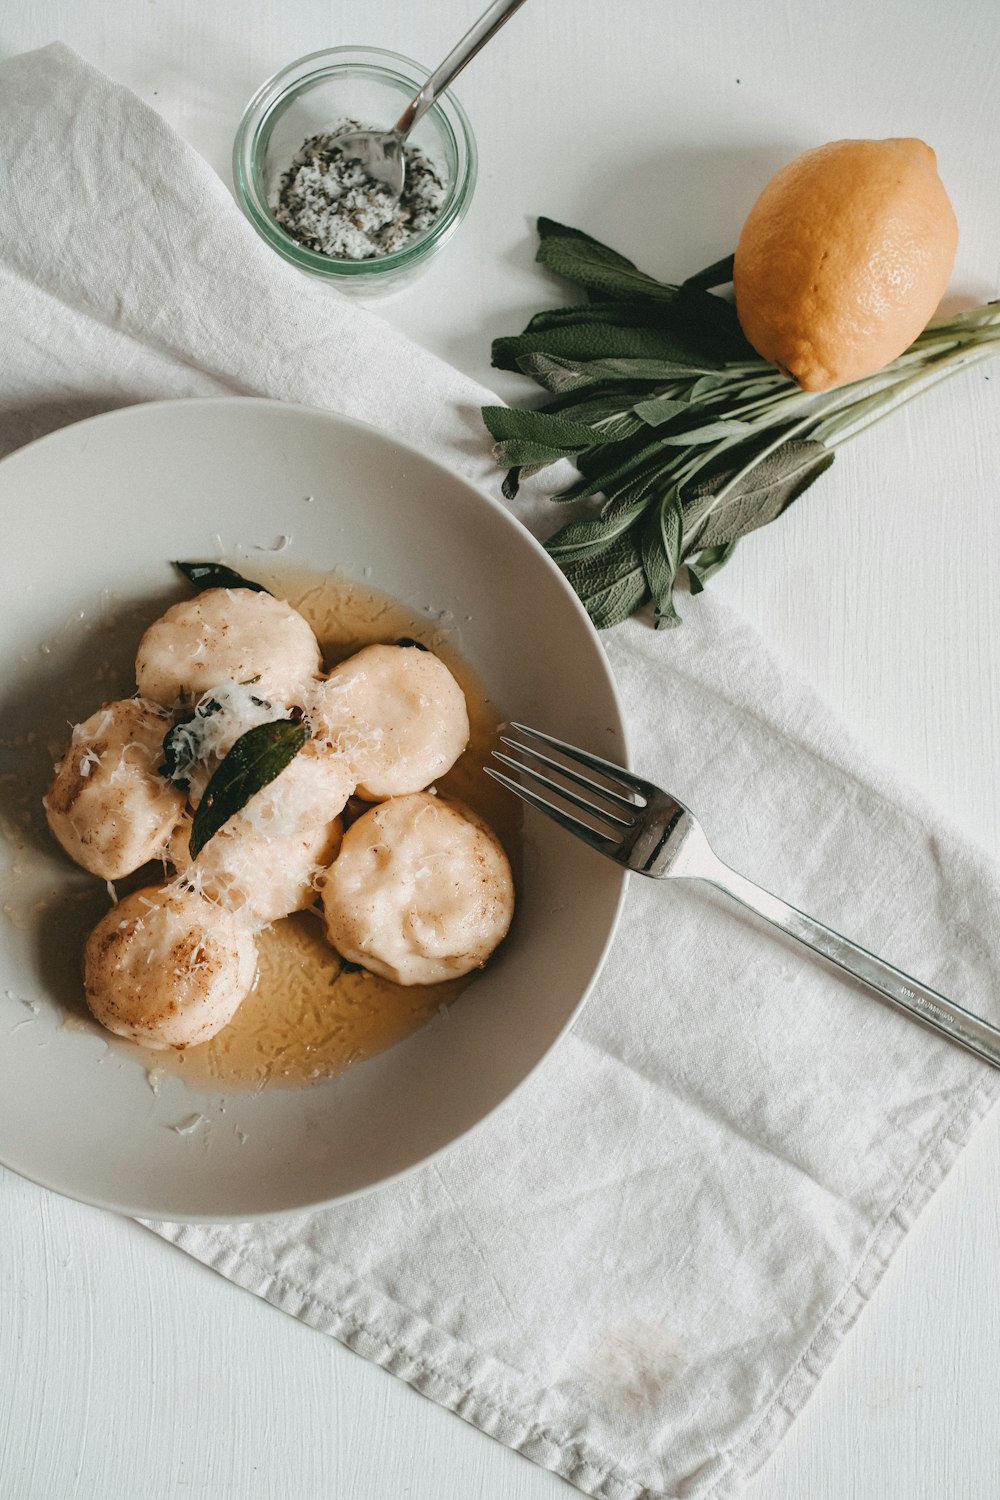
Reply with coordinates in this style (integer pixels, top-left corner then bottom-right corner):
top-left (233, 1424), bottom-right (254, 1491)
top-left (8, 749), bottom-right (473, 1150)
top-left (6, 44), bottom-right (1000, 1500)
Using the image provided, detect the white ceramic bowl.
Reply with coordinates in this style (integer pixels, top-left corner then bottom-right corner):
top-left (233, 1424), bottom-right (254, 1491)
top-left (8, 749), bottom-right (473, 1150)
top-left (0, 399), bottom-right (627, 1220)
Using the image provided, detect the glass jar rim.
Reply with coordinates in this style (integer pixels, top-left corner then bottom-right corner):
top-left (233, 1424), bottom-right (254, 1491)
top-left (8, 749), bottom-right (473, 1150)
top-left (233, 46), bottom-right (478, 279)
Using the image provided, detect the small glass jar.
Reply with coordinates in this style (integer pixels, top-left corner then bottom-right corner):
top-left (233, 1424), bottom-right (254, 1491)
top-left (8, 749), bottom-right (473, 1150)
top-left (233, 46), bottom-right (478, 293)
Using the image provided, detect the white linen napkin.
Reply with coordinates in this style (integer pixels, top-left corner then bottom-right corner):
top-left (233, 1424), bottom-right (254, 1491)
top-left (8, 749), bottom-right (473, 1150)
top-left (5, 43), bottom-right (1000, 1500)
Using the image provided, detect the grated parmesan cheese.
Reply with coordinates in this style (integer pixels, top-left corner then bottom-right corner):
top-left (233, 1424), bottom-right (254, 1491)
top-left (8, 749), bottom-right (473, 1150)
top-left (165, 680), bottom-right (296, 802)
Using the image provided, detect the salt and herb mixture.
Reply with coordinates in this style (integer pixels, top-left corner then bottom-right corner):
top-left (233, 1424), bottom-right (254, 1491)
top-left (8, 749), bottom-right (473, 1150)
top-left (273, 122), bottom-right (447, 261)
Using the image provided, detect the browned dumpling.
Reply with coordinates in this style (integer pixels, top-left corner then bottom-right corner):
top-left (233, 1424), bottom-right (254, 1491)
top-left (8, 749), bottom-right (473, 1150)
top-left (44, 699), bottom-right (185, 880)
top-left (309, 644), bottom-right (469, 800)
top-left (84, 884), bottom-right (257, 1050)
top-left (320, 792), bottom-right (514, 985)
top-left (135, 588), bottom-right (322, 707)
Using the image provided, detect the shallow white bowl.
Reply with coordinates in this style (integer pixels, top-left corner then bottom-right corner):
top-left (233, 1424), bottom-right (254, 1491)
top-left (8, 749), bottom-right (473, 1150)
top-left (0, 398), bottom-right (627, 1220)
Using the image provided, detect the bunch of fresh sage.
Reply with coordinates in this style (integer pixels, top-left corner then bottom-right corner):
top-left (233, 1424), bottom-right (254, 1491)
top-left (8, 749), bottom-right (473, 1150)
top-left (483, 219), bottom-right (1000, 628)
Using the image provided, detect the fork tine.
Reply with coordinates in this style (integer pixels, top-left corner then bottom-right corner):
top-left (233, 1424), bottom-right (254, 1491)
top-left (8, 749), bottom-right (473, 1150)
top-left (484, 767), bottom-right (619, 853)
top-left (498, 735), bottom-right (637, 812)
top-left (507, 721), bottom-right (651, 800)
top-left (492, 751), bottom-right (635, 829)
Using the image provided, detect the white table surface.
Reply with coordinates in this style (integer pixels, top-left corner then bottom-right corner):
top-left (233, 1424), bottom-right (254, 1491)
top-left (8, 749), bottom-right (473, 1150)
top-left (4, 2), bottom-right (1000, 1496)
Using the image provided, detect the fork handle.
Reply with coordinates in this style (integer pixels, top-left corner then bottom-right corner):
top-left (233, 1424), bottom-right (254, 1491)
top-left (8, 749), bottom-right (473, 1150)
top-left (703, 855), bottom-right (1000, 1070)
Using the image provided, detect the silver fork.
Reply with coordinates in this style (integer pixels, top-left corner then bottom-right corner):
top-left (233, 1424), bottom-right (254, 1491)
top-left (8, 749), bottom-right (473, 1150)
top-left (487, 722), bottom-right (1000, 1071)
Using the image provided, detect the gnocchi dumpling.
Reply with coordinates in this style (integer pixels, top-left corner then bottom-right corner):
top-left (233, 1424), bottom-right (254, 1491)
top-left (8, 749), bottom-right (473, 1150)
top-left (169, 747), bottom-right (352, 924)
top-left (311, 643), bottom-right (469, 800)
top-left (44, 699), bottom-right (185, 880)
top-left (84, 884), bottom-right (258, 1050)
top-left (135, 588), bottom-right (322, 707)
top-left (320, 792), bottom-right (514, 986)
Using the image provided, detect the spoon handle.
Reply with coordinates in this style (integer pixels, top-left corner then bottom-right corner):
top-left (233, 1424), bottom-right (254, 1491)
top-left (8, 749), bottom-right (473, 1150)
top-left (393, 0), bottom-right (530, 139)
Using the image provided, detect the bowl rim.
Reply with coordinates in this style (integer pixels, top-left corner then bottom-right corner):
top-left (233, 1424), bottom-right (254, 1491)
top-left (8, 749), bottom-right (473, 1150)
top-left (232, 45), bottom-right (478, 280)
top-left (0, 396), bottom-right (630, 1222)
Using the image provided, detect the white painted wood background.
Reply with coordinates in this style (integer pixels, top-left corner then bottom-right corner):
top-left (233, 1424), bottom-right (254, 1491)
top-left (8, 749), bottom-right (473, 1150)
top-left (3, 1), bottom-right (1000, 1496)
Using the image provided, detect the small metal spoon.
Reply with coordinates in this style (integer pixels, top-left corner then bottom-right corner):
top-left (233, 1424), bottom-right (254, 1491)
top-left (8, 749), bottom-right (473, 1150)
top-left (335, 0), bottom-right (529, 198)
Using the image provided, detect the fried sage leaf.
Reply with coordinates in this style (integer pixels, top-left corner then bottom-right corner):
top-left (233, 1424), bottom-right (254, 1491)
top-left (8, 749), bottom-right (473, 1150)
top-left (173, 561), bottom-right (271, 594)
top-left (160, 710), bottom-right (203, 787)
top-left (189, 719), bottom-right (308, 859)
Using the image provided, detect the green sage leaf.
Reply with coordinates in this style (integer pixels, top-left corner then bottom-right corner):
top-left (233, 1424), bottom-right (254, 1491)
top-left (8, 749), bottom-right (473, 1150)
top-left (536, 218), bottom-right (678, 304)
top-left (683, 439), bottom-right (835, 549)
top-left (523, 301), bottom-right (671, 336)
top-left (587, 357), bottom-right (720, 380)
top-left (517, 352), bottom-right (723, 394)
top-left (545, 493), bottom-right (653, 560)
top-left (514, 352), bottom-right (600, 394)
top-left (683, 254), bottom-right (736, 290)
top-left (658, 418), bottom-right (756, 446)
top-left (601, 458), bottom-right (682, 518)
top-left (555, 530), bottom-right (649, 629)
top-left (589, 413), bottom-right (647, 443)
top-left (482, 405), bottom-right (617, 462)
top-left (641, 489), bottom-right (684, 629)
top-left (632, 394), bottom-right (700, 427)
top-left (689, 374), bottom-right (734, 400)
top-left (189, 719), bottom-right (309, 859)
top-left (556, 438), bottom-right (670, 502)
top-left (482, 405), bottom-right (601, 467)
top-left (502, 468), bottom-right (522, 500)
top-left (672, 285), bottom-right (757, 360)
top-left (482, 406), bottom-right (597, 446)
top-left (536, 217), bottom-right (640, 272)
top-left (686, 542), bottom-right (738, 592)
top-left (493, 322), bottom-right (726, 372)
top-left (542, 391), bottom-right (650, 442)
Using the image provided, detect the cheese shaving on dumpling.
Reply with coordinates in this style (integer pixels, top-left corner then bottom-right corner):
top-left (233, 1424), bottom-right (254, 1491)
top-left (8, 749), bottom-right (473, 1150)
top-left (165, 680), bottom-right (297, 803)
